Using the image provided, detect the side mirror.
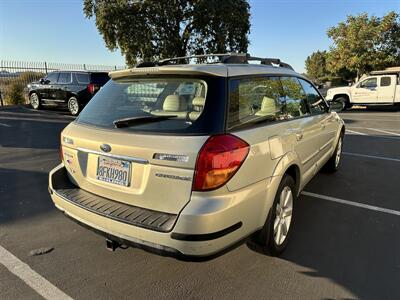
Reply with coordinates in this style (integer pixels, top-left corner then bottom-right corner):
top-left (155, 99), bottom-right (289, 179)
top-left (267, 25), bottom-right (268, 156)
top-left (348, 82), bottom-right (352, 87)
top-left (39, 78), bottom-right (45, 84)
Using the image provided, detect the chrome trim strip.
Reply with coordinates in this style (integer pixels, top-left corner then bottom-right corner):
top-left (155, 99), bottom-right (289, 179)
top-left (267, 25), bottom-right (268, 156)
top-left (77, 147), bottom-right (148, 164)
top-left (320, 139), bottom-right (333, 151)
top-left (302, 150), bottom-right (320, 165)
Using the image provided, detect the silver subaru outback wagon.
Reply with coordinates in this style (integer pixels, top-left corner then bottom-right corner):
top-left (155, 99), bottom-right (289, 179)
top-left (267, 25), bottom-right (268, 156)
top-left (49, 53), bottom-right (345, 257)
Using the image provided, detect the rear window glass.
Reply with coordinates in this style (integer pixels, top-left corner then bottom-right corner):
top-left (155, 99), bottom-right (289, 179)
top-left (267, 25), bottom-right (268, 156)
top-left (77, 77), bottom-right (225, 135)
top-left (90, 73), bottom-right (109, 85)
top-left (75, 73), bottom-right (90, 84)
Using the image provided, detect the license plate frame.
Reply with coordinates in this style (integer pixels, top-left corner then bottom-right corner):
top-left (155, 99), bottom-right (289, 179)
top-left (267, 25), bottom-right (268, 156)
top-left (96, 156), bottom-right (131, 187)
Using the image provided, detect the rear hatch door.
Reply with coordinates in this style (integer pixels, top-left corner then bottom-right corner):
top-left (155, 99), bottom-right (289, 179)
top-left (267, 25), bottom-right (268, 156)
top-left (62, 122), bottom-right (208, 214)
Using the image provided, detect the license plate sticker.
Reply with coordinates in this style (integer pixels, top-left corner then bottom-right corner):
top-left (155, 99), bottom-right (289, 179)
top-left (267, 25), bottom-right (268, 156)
top-left (96, 156), bottom-right (130, 187)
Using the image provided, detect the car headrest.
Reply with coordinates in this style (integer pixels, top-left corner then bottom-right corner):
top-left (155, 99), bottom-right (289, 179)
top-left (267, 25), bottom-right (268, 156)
top-left (260, 96), bottom-right (277, 112)
top-left (163, 95), bottom-right (187, 111)
top-left (192, 97), bottom-right (205, 107)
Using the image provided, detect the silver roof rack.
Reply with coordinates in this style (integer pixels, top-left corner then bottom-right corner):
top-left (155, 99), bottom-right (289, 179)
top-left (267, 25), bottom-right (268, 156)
top-left (136, 53), bottom-right (294, 70)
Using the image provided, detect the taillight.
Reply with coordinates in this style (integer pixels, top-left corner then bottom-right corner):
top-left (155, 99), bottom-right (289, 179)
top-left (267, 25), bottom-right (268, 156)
top-left (87, 83), bottom-right (99, 94)
top-left (193, 134), bottom-right (250, 191)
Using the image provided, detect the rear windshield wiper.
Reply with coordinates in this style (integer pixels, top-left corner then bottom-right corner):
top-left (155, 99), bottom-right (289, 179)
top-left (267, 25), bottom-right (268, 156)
top-left (113, 115), bottom-right (177, 128)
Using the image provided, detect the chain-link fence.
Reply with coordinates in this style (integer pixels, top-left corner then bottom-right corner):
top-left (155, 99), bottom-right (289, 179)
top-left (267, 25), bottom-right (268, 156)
top-left (0, 60), bottom-right (125, 106)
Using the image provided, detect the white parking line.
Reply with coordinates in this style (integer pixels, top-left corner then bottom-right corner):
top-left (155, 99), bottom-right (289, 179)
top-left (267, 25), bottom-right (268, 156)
top-left (345, 129), bottom-right (367, 135)
top-left (302, 191), bottom-right (400, 217)
top-left (0, 122), bottom-right (11, 127)
top-left (343, 152), bottom-right (400, 163)
top-left (348, 126), bottom-right (400, 132)
top-left (345, 130), bottom-right (400, 140)
top-left (365, 128), bottom-right (400, 137)
top-left (0, 245), bottom-right (72, 300)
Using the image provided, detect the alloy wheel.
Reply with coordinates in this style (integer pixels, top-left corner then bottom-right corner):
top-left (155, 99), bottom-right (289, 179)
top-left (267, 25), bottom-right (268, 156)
top-left (30, 93), bottom-right (39, 109)
top-left (335, 138), bottom-right (342, 167)
top-left (273, 186), bottom-right (293, 246)
top-left (68, 98), bottom-right (79, 115)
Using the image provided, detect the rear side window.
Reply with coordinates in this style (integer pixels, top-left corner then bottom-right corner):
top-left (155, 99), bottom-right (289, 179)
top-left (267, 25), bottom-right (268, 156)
top-left (57, 72), bottom-right (71, 84)
top-left (45, 72), bottom-right (59, 84)
top-left (380, 77), bottom-right (391, 87)
top-left (90, 73), bottom-right (109, 85)
top-left (77, 76), bottom-right (226, 135)
top-left (228, 76), bottom-right (283, 129)
top-left (298, 78), bottom-right (327, 114)
top-left (227, 76), bottom-right (309, 130)
top-left (75, 73), bottom-right (90, 84)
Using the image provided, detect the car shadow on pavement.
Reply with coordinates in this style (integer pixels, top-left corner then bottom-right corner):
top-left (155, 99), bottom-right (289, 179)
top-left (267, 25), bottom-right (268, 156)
top-left (0, 118), bottom-right (68, 150)
top-left (277, 194), bottom-right (400, 300)
top-left (0, 167), bottom-right (55, 225)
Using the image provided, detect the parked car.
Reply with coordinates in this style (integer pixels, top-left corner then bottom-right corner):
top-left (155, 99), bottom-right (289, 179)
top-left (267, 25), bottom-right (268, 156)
top-left (27, 70), bottom-right (109, 115)
top-left (48, 54), bottom-right (345, 257)
top-left (326, 68), bottom-right (400, 110)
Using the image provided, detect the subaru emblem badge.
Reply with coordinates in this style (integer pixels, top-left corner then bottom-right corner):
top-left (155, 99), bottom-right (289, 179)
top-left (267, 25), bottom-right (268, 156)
top-left (100, 144), bottom-right (111, 153)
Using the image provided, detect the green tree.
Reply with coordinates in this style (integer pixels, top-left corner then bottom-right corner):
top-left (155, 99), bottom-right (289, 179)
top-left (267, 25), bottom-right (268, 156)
top-left (83, 0), bottom-right (251, 66)
top-left (326, 11), bottom-right (400, 79)
top-left (305, 50), bottom-right (329, 81)
top-left (5, 82), bottom-right (24, 105)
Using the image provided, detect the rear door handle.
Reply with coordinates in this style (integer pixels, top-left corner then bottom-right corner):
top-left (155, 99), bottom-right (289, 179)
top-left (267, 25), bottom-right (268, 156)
top-left (321, 122), bottom-right (326, 129)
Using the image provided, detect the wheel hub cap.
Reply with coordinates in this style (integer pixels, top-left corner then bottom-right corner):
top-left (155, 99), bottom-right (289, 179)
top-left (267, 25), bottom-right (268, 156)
top-left (30, 94), bottom-right (38, 108)
top-left (69, 100), bottom-right (78, 114)
top-left (274, 186), bottom-right (293, 246)
top-left (335, 138), bottom-right (342, 167)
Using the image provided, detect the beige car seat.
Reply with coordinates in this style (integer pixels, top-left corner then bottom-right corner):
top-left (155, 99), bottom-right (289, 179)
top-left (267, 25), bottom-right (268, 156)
top-left (255, 96), bottom-right (279, 117)
top-left (189, 97), bottom-right (205, 121)
top-left (152, 95), bottom-right (189, 119)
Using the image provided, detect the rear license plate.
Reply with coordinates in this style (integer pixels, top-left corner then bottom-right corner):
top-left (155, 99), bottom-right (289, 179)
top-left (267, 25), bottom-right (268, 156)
top-left (96, 156), bottom-right (130, 187)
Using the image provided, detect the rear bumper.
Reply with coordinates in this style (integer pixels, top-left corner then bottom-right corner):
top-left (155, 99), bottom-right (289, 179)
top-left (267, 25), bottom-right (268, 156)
top-left (49, 164), bottom-right (280, 256)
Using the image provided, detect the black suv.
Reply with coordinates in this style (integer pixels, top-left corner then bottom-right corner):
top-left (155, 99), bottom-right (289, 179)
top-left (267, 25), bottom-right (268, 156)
top-left (27, 71), bottom-right (109, 115)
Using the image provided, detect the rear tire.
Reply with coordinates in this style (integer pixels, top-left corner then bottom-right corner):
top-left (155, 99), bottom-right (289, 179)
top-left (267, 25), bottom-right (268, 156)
top-left (255, 174), bottom-right (296, 256)
top-left (323, 133), bottom-right (344, 172)
top-left (68, 97), bottom-right (80, 116)
top-left (30, 92), bottom-right (41, 110)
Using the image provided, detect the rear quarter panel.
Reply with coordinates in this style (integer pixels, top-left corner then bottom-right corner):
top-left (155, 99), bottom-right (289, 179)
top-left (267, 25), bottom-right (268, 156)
top-left (227, 121), bottom-right (295, 191)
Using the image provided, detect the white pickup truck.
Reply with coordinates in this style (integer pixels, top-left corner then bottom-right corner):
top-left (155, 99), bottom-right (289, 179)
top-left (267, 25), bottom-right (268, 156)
top-left (325, 69), bottom-right (400, 110)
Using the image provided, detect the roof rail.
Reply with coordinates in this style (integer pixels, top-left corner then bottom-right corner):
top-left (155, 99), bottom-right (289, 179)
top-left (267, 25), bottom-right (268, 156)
top-left (157, 53), bottom-right (248, 65)
top-left (136, 53), bottom-right (294, 70)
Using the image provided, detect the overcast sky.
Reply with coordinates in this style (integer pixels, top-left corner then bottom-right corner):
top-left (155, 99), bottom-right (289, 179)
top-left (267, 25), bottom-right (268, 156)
top-left (1, 0), bottom-right (399, 72)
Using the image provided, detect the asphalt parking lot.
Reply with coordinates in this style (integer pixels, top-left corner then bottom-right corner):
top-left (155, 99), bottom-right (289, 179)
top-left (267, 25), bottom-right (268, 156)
top-left (1, 106), bottom-right (399, 300)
